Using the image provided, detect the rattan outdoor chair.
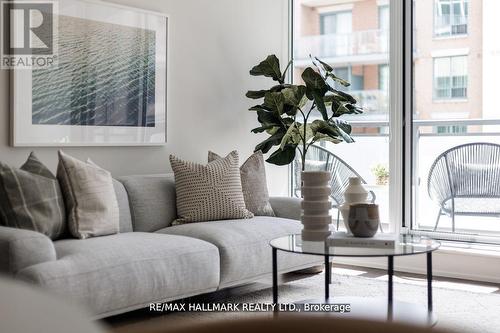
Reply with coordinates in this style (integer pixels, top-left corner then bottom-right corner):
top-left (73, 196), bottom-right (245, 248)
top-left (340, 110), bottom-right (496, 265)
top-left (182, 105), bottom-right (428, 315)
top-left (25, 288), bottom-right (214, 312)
top-left (293, 145), bottom-right (375, 230)
top-left (427, 142), bottom-right (500, 232)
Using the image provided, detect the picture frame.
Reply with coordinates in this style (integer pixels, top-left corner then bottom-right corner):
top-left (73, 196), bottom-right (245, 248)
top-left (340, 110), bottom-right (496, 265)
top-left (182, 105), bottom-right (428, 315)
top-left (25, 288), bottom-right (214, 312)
top-left (10, 0), bottom-right (168, 146)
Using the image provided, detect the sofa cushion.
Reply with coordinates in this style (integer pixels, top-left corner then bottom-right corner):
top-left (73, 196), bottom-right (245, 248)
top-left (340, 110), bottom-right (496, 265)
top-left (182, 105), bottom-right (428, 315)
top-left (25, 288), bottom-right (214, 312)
top-left (208, 151), bottom-right (275, 217)
top-left (57, 151), bottom-right (119, 239)
top-left (17, 233), bottom-right (220, 317)
top-left (169, 151), bottom-right (253, 224)
top-left (118, 175), bottom-right (177, 232)
top-left (0, 152), bottom-right (66, 240)
top-left (156, 217), bottom-right (321, 287)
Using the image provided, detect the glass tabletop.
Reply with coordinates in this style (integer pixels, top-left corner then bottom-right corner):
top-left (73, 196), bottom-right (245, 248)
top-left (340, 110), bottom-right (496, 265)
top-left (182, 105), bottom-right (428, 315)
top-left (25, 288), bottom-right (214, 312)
top-left (270, 234), bottom-right (441, 257)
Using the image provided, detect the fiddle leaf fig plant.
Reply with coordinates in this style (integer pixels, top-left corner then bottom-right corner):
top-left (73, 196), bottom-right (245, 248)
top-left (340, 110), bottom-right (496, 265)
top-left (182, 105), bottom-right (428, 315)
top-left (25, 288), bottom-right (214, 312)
top-left (247, 54), bottom-right (363, 171)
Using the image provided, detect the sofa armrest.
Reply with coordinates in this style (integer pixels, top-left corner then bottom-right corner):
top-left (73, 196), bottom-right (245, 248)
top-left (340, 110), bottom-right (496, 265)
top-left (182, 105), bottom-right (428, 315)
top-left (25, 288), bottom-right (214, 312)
top-left (269, 197), bottom-right (301, 221)
top-left (0, 226), bottom-right (56, 275)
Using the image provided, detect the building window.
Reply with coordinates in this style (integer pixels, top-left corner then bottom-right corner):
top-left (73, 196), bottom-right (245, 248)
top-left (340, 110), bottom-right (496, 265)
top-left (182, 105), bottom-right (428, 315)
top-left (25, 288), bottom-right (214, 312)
top-left (320, 11), bottom-right (352, 35)
top-left (434, 125), bottom-right (468, 134)
top-left (379, 5), bottom-right (390, 31)
top-left (433, 56), bottom-right (468, 100)
top-left (333, 66), bottom-right (363, 92)
top-left (378, 64), bottom-right (389, 92)
top-left (434, 0), bottom-right (468, 37)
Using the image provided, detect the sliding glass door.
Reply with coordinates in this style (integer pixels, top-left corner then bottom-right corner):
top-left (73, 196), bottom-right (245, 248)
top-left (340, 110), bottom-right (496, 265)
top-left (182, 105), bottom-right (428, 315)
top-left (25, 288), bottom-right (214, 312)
top-left (409, 0), bottom-right (500, 243)
top-left (292, 0), bottom-right (393, 230)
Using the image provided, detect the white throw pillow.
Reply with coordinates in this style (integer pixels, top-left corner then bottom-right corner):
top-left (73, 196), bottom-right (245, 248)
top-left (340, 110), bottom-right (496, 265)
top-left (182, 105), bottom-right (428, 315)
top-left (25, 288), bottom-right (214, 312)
top-left (57, 151), bottom-right (119, 239)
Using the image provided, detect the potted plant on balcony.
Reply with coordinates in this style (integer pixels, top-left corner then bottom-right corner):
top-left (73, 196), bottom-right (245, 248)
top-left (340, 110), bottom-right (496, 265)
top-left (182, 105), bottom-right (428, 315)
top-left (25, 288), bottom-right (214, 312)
top-left (372, 164), bottom-right (389, 186)
top-left (246, 54), bottom-right (363, 240)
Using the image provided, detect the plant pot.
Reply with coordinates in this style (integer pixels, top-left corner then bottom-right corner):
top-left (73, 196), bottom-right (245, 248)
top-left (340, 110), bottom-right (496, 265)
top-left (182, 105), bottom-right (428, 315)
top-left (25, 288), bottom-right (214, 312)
top-left (300, 171), bottom-right (332, 241)
top-left (348, 203), bottom-right (380, 238)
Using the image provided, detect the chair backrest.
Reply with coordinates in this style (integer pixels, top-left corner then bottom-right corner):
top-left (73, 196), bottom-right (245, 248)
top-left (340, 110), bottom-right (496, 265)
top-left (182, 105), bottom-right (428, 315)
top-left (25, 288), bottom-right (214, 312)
top-left (428, 142), bottom-right (500, 200)
top-left (294, 145), bottom-right (366, 205)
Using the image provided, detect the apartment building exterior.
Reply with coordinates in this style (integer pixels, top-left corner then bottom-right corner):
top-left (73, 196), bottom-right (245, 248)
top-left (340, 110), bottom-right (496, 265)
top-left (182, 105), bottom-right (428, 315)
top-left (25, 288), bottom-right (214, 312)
top-left (294, 0), bottom-right (481, 135)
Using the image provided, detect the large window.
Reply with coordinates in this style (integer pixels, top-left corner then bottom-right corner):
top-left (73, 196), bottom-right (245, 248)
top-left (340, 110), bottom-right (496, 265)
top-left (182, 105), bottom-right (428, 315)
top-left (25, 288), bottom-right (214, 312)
top-left (434, 0), bottom-right (469, 37)
top-left (293, 0), bottom-right (391, 228)
top-left (433, 56), bottom-right (468, 100)
top-left (320, 11), bottom-right (352, 35)
top-left (411, 0), bottom-right (500, 242)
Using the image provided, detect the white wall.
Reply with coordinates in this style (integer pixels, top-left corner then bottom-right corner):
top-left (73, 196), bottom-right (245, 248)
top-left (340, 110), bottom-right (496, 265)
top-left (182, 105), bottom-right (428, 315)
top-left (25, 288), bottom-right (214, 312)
top-left (0, 0), bottom-right (290, 195)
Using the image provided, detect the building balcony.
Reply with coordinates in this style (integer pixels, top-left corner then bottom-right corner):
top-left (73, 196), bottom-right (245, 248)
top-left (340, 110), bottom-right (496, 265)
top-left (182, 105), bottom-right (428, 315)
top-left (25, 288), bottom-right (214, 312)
top-left (350, 89), bottom-right (388, 115)
top-left (294, 29), bottom-right (389, 67)
top-left (434, 15), bottom-right (468, 37)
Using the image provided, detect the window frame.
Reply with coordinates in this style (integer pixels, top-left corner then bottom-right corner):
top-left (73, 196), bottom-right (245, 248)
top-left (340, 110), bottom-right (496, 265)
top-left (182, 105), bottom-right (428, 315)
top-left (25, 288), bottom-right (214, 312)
top-left (433, 0), bottom-right (469, 38)
top-left (319, 10), bottom-right (352, 35)
top-left (432, 55), bottom-right (468, 101)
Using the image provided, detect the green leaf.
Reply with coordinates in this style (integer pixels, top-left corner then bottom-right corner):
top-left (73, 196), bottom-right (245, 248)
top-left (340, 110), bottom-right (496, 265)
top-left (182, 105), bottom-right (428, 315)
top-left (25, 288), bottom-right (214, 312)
top-left (251, 124), bottom-right (275, 133)
top-left (264, 91), bottom-right (285, 115)
top-left (266, 145), bottom-right (297, 166)
top-left (313, 56), bottom-right (333, 72)
top-left (330, 89), bottom-right (357, 104)
top-left (282, 85), bottom-right (307, 106)
top-left (249, 104), bottom-right (272, 112)
top-left (280, 124), bottom-right (302, 149)
top-left (256, 109), bottom-right (282, 127)
top-left (311, 56), bottom-right (351, 88)
top-left (312, 132), bottom-right (342, 144)
top-left (330, 119), bottom-right (354, 143)
top-left (254, 130), bottom-right (286, 154)
top-left (246, 90), bottom-right (268, 99)
top-left (301, 67), bottom-right (329, 94)
top-left (311, 91), bottom-right (328, 121)
top-left (299, 123), bottom-right (314, 143)
top-left (249, 55), bottom-right (283, 83)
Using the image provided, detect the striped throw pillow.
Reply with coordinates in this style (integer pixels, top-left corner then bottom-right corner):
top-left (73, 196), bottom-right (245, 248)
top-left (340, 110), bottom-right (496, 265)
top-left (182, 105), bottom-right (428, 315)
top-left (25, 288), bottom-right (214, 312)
top-left (0, 152), bottom-right (66, 240)
top-left (170, 151), bottom-right (254, 224)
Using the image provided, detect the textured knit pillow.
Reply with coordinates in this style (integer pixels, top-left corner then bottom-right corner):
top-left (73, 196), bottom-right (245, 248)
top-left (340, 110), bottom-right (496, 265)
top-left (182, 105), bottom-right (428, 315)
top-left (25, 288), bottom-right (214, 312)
top-left (208, 151), bottom-right (275, 216)
top-left (57, 151), bottom-right (119, 239)
top-left (170, 151), bottom-right (254, 224)
top-left (0, 152), bottom-right (66, 240)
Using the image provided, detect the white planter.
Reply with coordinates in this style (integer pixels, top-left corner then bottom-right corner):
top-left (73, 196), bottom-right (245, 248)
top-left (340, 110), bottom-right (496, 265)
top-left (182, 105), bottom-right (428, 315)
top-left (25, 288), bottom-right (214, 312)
top-left (301, 171), bottom-right (332, 241)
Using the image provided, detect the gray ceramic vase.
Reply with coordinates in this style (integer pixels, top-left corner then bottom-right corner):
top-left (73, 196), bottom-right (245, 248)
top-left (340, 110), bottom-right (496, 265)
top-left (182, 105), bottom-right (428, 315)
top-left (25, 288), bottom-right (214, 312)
top-left (348, 203), bottom-right (380, 238)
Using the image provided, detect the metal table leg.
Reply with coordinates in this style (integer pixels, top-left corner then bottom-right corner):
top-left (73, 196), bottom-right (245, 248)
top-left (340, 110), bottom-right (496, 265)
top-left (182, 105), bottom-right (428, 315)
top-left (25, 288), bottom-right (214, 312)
top-left (388, 255), bottom-right (394, 305)
top-left (388, 255), bottom-right (394, 320)
top-left (427, 252), bottom-right (433, 312)
top-left (325, 255), bottom-right (330, 300)
top-left (272, 247), bottom-right (278, 305)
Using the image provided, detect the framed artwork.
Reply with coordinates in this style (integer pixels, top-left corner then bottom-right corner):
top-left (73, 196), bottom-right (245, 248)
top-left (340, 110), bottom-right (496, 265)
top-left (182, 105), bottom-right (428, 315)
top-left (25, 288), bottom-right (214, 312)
top-left (10, 0), bottom-right (167, 146)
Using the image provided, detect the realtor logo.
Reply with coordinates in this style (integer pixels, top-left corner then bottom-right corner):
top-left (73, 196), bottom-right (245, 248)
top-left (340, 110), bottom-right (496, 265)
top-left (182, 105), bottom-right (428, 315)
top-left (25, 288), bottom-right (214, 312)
top-left (1, 0), bottom-right (58, 68)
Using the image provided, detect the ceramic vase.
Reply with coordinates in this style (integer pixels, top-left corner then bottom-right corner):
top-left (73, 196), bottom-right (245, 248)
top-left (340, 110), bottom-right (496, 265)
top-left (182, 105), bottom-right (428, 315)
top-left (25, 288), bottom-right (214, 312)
top-left (348, 203), bottom-right (380, 237)
top-left (301, 171), bottom-right (332, 241)
top-left (340, 177), bottom-right (370, 234)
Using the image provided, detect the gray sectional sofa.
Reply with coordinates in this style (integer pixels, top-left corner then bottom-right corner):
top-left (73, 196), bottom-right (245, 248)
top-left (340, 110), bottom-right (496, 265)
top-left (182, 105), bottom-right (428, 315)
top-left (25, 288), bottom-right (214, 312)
top-left (0, 174), bottom-right (320, 318)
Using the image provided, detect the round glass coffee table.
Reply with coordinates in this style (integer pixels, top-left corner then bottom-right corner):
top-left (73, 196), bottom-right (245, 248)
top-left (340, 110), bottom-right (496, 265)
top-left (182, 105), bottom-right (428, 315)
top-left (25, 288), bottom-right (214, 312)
top-left (270, 234), bottom-right (441, 326)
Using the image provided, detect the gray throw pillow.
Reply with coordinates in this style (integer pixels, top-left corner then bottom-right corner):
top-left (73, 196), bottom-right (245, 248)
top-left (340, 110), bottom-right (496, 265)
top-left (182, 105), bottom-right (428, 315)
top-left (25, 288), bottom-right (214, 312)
top-left (0, 152), bottom-right (66, 240)
top-left (208, 151), bottom-right (275, 217)
top-left (170, 151), bottom-right (254, 224)
top-left (57, 151), bottom-right (119, 239)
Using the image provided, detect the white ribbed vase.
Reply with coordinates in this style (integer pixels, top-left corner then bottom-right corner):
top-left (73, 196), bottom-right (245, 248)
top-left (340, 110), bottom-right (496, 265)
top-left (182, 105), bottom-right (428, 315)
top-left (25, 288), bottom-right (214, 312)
top-left (301, 171), bottom-right (332, 241)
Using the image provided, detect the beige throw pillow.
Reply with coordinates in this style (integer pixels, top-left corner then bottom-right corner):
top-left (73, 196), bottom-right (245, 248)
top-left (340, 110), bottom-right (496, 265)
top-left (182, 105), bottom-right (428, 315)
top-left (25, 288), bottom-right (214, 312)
top-left (208, 151), bottom-right (275, 217)
top-left (170, 151), bottom-right (254, 224)
top-left (57, 151), bottom-right (119, 239)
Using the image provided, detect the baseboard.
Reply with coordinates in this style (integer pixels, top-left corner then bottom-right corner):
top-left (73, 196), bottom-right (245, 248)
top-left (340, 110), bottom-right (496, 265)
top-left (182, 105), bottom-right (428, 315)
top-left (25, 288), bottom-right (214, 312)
top-left (331, 249), bottom-right (500, 284)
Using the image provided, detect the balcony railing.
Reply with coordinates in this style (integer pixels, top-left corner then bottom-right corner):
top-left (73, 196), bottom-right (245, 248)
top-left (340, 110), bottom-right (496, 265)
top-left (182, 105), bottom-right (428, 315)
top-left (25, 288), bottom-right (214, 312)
top-left (350, 90), bottom-right (389, 114)
top-left (294, 29), bottom-right (389, 62)
top-left (434, 15), bottom-right (468, 37)
top-left (296, 118), bottom-right (500, 242)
